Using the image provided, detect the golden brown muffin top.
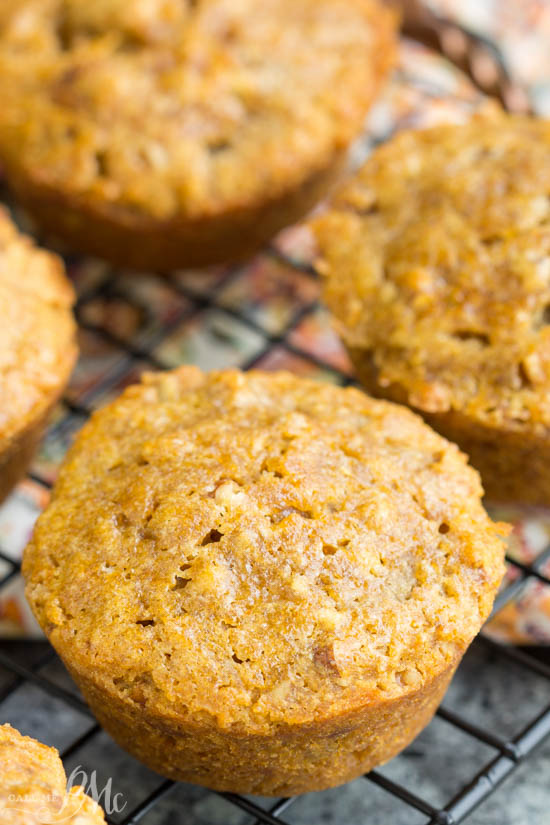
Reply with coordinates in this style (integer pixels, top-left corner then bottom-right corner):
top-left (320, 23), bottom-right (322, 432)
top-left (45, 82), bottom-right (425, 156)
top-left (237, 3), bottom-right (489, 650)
top-left (0, 0), bottom-right (396, 222)
top-left (313, 113), bottom-right (550, 434)
top-left (0, 208), bottom-right (77, 450)
top-left (24, 368), bottom-right (505, 733)
top-left (0, 724), bottom-right (106, 824)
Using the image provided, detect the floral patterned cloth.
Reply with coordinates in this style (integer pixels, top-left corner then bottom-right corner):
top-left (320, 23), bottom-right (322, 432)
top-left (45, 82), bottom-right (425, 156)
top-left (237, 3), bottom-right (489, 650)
top-left (1, 3), bottom-right (550, 642)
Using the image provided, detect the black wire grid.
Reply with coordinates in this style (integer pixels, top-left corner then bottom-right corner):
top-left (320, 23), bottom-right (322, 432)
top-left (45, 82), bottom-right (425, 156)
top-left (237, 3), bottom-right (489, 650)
top-left (1, 11), bottom-right (550, 825)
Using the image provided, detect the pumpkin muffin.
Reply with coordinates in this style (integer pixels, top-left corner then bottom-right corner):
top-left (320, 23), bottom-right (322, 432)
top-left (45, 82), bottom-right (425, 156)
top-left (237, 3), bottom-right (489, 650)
top-left (0, 0), bottom-right (396, 271)
top-left (0, 207), bottom-right (77, 504)
top-left (0, 723), bottom-right (106, 824)
top-left (313, 113), bottom-right (550, 505)
top-left (23, 367), bottom-right (505, 795)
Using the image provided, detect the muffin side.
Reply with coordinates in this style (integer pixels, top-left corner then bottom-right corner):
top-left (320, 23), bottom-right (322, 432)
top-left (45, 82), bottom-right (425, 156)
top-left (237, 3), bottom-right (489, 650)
top-left (0, 207), bottom-right (77, 503)
top-left (313, 113), bottom-right (550, 504)
top-left (23, 368), bottom-right (506, 794)
top-left (350, 349), bottom-right (550, 504)
top-left (0, 403), bottom-right (56, 504)
top-left (0, 0), bottom-right (397, 268)
top-left (4, 151), bottom-right (348, 270)
top-left (64, 655), bottom-right (458, 795)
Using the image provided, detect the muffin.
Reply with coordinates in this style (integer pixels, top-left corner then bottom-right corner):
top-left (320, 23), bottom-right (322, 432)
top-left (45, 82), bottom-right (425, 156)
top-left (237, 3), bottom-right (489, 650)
top-left (0, 207), bottom-right (77, 504)
top-left (23, 367), bottom-right (505, 795)
top-left (0, 0), bottom-right (397, 271)
top-left (313, 113), bottom-right (550, 505)
top-left (0, 723), bottom-right (106, 823)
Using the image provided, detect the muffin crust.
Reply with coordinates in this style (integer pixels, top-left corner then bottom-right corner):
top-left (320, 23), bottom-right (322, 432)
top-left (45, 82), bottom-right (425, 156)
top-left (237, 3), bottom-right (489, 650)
top-left (0, 207), bottom-right (77, 502)
top-left (24, 368), bottom-right (505, 793)
top-left (0, 0), bottom-right (396, 268)
top-left (313, 113), bottom-right (550, 504)
top-left (0, 724), bottom-right (106, 824)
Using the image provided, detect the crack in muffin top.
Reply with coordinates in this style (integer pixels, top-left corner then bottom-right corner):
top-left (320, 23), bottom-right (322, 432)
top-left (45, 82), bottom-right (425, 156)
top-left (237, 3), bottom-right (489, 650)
top-left (313, 113), bottom-right (550, 433)
top-left (23, 368), bottom-right (505, 732)
top-left (0, 207), bottom-right (76, 447)
top-left (0, 0), bottom-right (395, 221)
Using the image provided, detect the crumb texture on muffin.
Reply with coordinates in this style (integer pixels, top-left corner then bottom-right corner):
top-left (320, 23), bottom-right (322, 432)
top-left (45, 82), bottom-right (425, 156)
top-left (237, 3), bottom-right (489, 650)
top-left (314, 114), bottom-right (550, 433)
top-left (0, 723), bottom-right (106, 824)
top-left (24, 368), bottom-right (505, 734)
top-left (0, 206), bottom-right (76, 449)
top-left (0, 0), bottom-right (396, 223)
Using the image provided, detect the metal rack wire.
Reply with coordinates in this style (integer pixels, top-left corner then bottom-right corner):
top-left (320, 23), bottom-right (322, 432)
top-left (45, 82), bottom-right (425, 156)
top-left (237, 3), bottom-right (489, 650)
top-left (1, 245), bottom-right (550, 825)
top-left (1, 9), bottom-right (550, 825)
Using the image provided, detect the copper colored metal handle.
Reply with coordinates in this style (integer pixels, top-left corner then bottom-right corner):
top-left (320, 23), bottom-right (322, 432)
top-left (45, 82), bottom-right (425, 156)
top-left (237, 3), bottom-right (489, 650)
top-left (388, 0), bottom-right (533, 113)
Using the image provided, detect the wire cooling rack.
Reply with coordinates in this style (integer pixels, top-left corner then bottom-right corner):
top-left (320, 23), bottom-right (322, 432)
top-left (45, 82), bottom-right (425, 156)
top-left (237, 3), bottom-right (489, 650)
top-left (1, 7), bottom-right (550, 825)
